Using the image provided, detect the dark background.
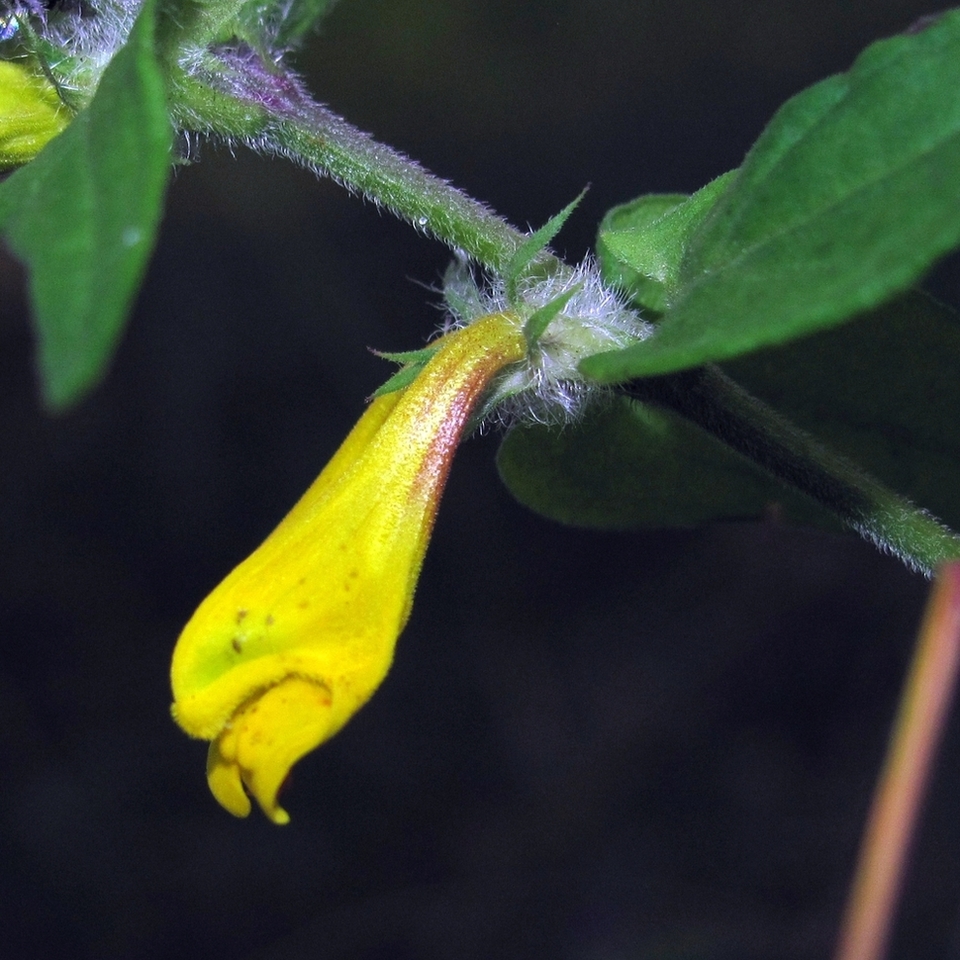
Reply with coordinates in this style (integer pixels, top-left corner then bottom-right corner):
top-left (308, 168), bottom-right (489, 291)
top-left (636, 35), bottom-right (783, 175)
top-left (1, 1), bottom-right (958, 957)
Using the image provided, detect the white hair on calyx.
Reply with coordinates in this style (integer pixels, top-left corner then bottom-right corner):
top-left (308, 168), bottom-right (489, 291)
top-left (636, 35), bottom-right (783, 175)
top-left (443, 256), bottom-right (651, 427)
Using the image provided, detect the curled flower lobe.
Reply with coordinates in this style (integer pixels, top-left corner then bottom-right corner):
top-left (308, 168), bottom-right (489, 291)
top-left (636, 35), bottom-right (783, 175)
top-left (171, 311), bottom-right (525, 822)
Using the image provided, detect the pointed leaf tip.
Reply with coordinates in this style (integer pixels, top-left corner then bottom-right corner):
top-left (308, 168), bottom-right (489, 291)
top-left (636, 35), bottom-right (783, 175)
top-left (504, 187), bottom-right (588, 303)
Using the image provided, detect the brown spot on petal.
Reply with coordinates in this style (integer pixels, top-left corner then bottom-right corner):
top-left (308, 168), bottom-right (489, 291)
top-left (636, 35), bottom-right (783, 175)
top-left (231, 637), bottom-right (243, 653)
top-left (236, 609), bottom-right (248, 625)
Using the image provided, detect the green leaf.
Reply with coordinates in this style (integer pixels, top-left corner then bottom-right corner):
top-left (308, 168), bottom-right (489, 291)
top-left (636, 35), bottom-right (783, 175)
top-left (724, 289), bottom-right (960, 533)
top-left (0, 0), bottom-right (171, 410)
top-left (582, 11), bottom-right (960, 383)
top-left (595, 192), bottom-right (685, 313)
top-left (496, 395), bottom-right (834, 530)
top-left (596, 173), bottom-right (735, 313)
top-left (504, 188), bottom-right (586, 303)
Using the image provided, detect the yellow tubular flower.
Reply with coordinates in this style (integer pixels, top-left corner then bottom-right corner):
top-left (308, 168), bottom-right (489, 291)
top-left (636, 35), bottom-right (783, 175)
top-left (0, 60), bottom-right (69, 169)
top-left (171, 311), bottom-right (526, 823)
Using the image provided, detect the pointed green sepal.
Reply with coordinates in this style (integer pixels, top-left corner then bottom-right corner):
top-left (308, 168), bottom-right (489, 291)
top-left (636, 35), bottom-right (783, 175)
top-left (370, 362), bottom-right (429, 398)
top-left (523, 284), bottom-right (583, 347)
top-left (504, 188), bottom-right (587, 303)
top-left (371, 346), bottom-right (440, 366)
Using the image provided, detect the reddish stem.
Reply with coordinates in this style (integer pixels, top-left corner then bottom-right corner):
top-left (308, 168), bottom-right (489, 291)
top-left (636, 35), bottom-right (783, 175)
top-left (834, 562), bottom-right (960, 960)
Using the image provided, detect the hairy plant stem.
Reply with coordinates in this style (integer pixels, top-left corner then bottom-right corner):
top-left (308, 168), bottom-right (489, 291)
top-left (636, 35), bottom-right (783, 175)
top-left (172, 66), bottom-right (547, 273)
top-left (176, 64), bottom-right (960, 574)
top-left (273, 112), bottom-right (532, 272)
top-left (626, 367), bottom-right (960, 575)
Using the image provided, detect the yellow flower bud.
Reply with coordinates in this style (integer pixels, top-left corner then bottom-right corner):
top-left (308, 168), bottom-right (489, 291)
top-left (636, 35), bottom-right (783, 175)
top-left (171, 311), bottom-right (526, 823)
top-left (0, 60), bottom-right (69, 169)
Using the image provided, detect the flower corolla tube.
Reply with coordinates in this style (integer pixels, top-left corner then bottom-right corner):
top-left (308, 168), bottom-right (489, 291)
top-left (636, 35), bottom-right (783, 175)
top-left (171, 311), bottom-right (526, 823)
